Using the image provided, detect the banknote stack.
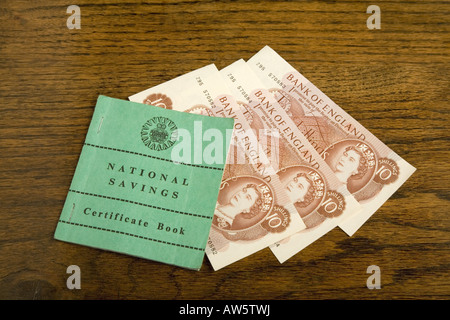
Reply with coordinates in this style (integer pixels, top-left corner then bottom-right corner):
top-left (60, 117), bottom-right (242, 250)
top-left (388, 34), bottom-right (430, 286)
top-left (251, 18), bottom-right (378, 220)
top-left (126, 45), bottom-right (415, 270)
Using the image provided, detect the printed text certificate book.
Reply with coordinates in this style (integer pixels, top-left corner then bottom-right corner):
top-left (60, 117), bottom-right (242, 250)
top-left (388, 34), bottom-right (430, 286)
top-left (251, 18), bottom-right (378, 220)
top-left (54, 95), bottom-right (234, 270)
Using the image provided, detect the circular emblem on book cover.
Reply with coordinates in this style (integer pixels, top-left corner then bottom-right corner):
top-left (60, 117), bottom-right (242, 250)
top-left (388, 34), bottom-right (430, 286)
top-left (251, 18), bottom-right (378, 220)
top-left (141, 116), bottom-right (178, 151)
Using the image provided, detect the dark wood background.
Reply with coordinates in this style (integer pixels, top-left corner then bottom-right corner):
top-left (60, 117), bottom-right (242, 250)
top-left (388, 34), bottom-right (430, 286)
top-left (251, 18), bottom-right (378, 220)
top-left (1, 0), bottom-right (448, 300)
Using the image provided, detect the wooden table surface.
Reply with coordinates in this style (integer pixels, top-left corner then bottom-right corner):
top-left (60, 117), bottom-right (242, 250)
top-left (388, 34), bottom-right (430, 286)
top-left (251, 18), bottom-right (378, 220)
top-left (1, 0), bottom-right (449, 300)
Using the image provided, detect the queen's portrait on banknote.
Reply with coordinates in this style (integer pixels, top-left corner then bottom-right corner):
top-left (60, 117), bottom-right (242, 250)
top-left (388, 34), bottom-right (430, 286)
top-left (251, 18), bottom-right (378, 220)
top-left (323, 139), bottom-right (378, 197)
top-left (283, 171), bottom-right (316, 207)
top-left (278, 165), bottom-right (328, 228)
top-left (212, 176), bottom-right (274, 239)
top-left (213, 182), bottom-right (263, 229)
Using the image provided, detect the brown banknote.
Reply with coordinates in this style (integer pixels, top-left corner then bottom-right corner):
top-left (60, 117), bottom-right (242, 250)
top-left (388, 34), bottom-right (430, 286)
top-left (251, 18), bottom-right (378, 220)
top-left (220, 60), bottom-right (361, 263)
top-left (247, 46), bottom-right (416, 236)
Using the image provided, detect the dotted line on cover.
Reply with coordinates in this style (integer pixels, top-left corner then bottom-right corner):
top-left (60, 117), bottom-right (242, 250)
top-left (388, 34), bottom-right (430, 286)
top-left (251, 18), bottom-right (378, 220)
top-left (58, 219), bottom-right (205, 251)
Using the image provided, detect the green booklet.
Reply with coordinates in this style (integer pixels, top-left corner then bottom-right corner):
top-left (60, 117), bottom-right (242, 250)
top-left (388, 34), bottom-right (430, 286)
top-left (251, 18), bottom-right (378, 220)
top-left (54, 95), bottom-right (234, 270)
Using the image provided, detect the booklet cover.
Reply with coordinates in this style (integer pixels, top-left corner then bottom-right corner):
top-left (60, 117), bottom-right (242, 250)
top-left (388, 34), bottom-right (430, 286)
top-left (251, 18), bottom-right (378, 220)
top-left (54, 95), bottom-right (234, 270)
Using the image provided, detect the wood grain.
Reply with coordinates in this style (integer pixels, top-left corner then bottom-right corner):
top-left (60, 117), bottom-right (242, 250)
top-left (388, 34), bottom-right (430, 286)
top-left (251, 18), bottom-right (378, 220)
top-left (0, 0), bottom-right (449, 300)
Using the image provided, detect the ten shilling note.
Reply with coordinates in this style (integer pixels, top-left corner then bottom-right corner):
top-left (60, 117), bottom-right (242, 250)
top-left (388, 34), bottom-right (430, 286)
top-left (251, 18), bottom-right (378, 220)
top-left (220, 60), bottom-right (362, 263)
top-left (129, 65), bottom-right (306, 270)
top-left (54, 95), bottom-right (234, 270)
top-left (247, 46), bottom-right (416, 236)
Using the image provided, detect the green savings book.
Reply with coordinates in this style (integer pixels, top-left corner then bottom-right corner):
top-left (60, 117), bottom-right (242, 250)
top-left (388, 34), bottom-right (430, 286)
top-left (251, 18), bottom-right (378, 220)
top-left (54, 95), bottom-right (234, 270)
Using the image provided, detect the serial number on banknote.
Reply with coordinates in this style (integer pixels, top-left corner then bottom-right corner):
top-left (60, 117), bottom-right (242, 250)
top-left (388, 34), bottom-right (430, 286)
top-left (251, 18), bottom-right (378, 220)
top-left (207, 238), bottom-right (218, 255)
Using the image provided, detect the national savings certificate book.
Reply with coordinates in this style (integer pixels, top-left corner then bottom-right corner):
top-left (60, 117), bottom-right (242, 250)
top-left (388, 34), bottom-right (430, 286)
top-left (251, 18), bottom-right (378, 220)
top-left (54, 95), bottom-right (234, 270)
